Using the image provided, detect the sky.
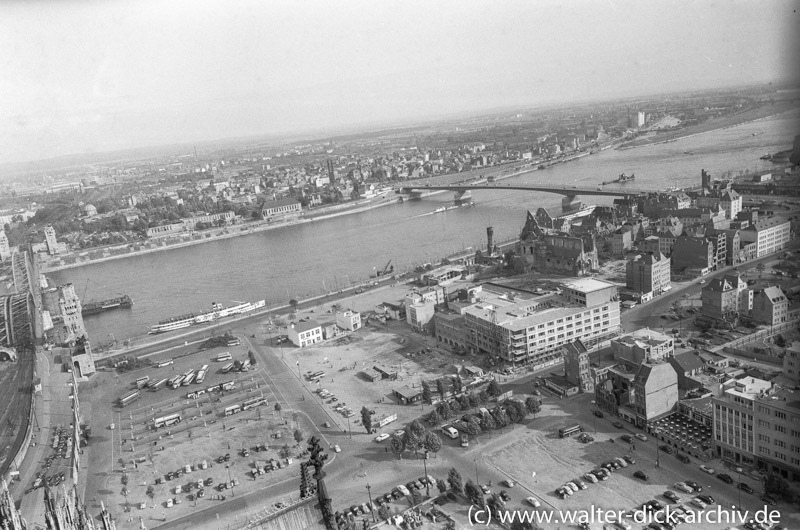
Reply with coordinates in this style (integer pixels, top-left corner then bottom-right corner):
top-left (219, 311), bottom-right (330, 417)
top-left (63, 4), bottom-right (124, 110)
top-left (1, 0), bottom-right (798, 164)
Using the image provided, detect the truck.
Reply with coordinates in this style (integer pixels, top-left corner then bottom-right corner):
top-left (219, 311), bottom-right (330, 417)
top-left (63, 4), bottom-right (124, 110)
top-left (460, 434), bottom-right (469, 447)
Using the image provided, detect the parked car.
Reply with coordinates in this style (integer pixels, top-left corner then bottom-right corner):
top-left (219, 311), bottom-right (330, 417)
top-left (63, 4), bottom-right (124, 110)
top-left (716, 473), bottom-right (734, 484)
top-left (333, 445), bottom-right (341, 453)
top-left (696, 494), bottom-right (715, 505)
top-left (659, 445), bottom-right (674, 454)
top-left (480, 484), bottom-right (491, 494)
top-left (633, 470), bottom-right (648, 481)
top-left (635, 433), bottom-right (648, 442)
top-left (685, 481), bottom-right (701, 492)
top-left (699, 464), bottom-right (715, 475)
top-left (575, 480), bottom-right (587, 490)
top-left (583, 472), bottom-right (598, 483)
top-left (737, 482), bottom-right (754, 494)
top-left (675, 453), bottom-right (690, 464)
top-left (503, 479), bottom-right (515, 488)
top-left (691, 497), bottom-right (707, 509)
top-left (663, 491), bottom-right (680, 503)
top-left (673, 482), bottom-right (693, 494)
top-left (593, 410), bottom-right (604, 418)
top-left (519, 496), bottom-right (537, 508)
top-left (613, 421), bottom-right (624, 428)
top-left (623, 455), bottom-right (636, 465)
top-left (760, 494), bottom-right (777, 506)
top-left (374, 433), bottom-right (390, 442)
top-left (621, 434), bottom-right (634, 443)
top-left (499, 490), bottom-right (511, 502)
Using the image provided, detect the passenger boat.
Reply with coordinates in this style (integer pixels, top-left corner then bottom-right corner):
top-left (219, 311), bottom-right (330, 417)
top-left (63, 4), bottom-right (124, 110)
top-left (149, 299), bottom-right (266, 334)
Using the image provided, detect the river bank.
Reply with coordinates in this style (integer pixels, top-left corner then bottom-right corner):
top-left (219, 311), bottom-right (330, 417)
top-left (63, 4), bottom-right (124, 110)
top-left (39, 149), bottom-right (599, 274)
top-left (616, 102), bottom-right (798, 150)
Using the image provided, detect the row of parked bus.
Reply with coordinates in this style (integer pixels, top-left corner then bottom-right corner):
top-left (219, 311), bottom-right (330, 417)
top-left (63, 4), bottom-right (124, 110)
top-left (224, 396), bottom-right (267, 416)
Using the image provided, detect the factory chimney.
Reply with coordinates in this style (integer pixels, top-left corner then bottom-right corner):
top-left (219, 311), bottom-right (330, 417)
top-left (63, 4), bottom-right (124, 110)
top-left (486, 226), bottom-right (494, 254)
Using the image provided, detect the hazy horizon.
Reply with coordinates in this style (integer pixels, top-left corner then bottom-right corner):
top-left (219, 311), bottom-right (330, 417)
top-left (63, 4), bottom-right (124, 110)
top-left (2, 0), bottom-right (799, 166)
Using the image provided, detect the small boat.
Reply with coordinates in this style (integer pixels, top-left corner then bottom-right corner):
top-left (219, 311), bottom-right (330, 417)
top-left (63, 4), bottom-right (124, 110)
top-left (760, 154), bottom-right (772, 160)
top-left (600, 173), bottom-right (635, 186)
top-left (433, 206), bottom-right (446, 213)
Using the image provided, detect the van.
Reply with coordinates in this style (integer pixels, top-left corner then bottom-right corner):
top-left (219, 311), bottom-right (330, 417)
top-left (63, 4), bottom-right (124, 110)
top-left (443, 426), bottom-right (459, 439)
top-left (166, 498), bottom-right (173, 508)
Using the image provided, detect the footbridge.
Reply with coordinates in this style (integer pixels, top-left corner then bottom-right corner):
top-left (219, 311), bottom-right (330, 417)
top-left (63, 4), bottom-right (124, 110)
top-left (396, 183), bottom-right (658, 213)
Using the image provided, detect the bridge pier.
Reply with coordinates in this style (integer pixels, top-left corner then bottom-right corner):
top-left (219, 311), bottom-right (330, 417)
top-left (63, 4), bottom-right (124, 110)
top-left (561, 194), bottom-right (583, 214)
top-left (454, 190), bottom-right (472, 205)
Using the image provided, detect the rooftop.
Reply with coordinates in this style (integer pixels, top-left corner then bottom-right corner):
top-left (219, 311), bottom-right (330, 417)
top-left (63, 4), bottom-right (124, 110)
top-left (561, 277), bottom-right (616, 294)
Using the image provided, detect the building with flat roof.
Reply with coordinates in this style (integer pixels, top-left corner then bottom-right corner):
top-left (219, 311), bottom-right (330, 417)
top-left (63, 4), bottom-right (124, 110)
top-left (405, 293), bottom-right (435, 332)
top-left (785, 342), bottom-right (800, 384)
top-left (612, 328), bottom-right (674, 367)
top-left (739, 217), bottom-right (791, 258)
top-left (261, 198), bottom-right (302, 220)
top-left (335, 310), bottom-right (361, 331)
top-left (463, 280), bottom-right (620, 367)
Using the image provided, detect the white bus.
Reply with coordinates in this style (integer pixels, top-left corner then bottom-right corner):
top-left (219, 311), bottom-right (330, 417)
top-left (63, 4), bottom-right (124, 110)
top-left (150, 378), bottom-right (168, 391)
top-left (182, 372), bottom-right (196, 386)
top-left (154, 413), bottom-right (182, 429)
top-left (195, 369), bottom-right (207, 384)
top-left (157, 359), bottom-right (174, 368)
top-left (221, 362), bottom-right (235, 374)
top-left (119, 391), bottom-right (140, 407)
top-left (215, 352), bottom-right (232, 362)
top-left (135, 376), bottom-right (150, 389)
top-left (169, 376), bottom-right (185, 389)
top-left (224, 404), bottom-right (241, 416)
top-left (242, 397), bottom-right (266, 411)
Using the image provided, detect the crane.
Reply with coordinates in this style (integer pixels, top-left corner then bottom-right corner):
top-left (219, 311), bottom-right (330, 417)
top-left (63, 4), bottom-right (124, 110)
top-left (378, 260), bottom-right (393, 277)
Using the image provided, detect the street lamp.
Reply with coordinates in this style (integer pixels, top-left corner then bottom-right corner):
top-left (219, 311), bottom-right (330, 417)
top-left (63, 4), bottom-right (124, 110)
top-left (422, 454), bottom-right (430, 497)
top-left (736, 467), bottom-right (743, 509)
top-left (226, 465), bottom-right (234, 497)
top-left (346, 415), bottom-right (352, 439)
top-left (473, 459), bottom-right (480, 487)
top-left (652, 427), bottom-right (660, 468)
top-left (366, 484), bottom-right (376, 523)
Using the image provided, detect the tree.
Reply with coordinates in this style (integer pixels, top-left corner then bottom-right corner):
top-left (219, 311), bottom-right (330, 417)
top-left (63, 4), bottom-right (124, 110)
top-left (293, 428), bottom-right (304, 445)
top-left (248, 350), bottom-right (257, 366)
top-left (525, 396), bottom-right (541, 417)
top-left (492, 406), bottom-right (509, 430)
top-left (427, 409), bottom-right (441, 426)
top-left (378, 504), bottom-right (391, 520)
top-left (452, 375), bottom-right (463, 395)
top-left (436, 401), bottom-right (451, 420)
top-left (756, 263), bottom-right (765, 279)
top-left (390, 436), bottom-right (404, 459)
top-left (423, 432), bottom-right (442, 455)
top-left (467, 392), bottom-right (479, 410)
top-left (274, 403), bottom-right (282, 418)
top-left (487, 379), bottom-right (502, 398)
top-left (409, 419), bottom-right (426, 440)
top-left (466, 420), bottom-right (480, 438)
top-left (436, 478), bottom-right (448, 494)
top-left (361, 406), bottom-right (373, 434)
top-left (421, 380), bottom-right (432, 404)
top-left (289, 299), bottom-right (298, 312)
top-left (146, 485), bottom-right (154, 499)
top-left (447, 468), bottom-right (463, 495)
top-left (464, 479), bottom-right (483, 507)
top-left (410, 488), bottom-right (422, 506)
top-left (478, 390), bottom-right (490, 404)
top-left (280, 444), bottom-right (291, 458)
top-left (487, 492), bottom-right (505, 514)
top-left (480, 412), bottom-right (496, 432)
top-left (436, 378), bottom-right (446, 399)
top-left (765, 473), bottom-right (790, 500)
top-left (457, 395), bottom-right (470, 412)
top-left (402, 429), bottom-right (421, 456)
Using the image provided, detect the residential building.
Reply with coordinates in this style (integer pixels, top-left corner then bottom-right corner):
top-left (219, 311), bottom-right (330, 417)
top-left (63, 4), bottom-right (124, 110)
top-left (611, 228), bottom-right (633, 255)
top-left (713, 376), bottom-right (769, 466)
top-left (612, 328), bottom-right (674, 367)
top-left (696, 189), bottom-right (742, 219)
top-left (433, 311), bottom-right (468, 351)
top-left (671, 236), bottom-right (714, 274)
top-left (632, 361), bottom-right (679, 426)
top-left (335, 310), bottom-right (361, 331)
top-left (739, 217), bottom-right (791, 258)
top-left (752, 286), bottom-right (789, 326)
top-left (405, 293), bottom-right (435, 331)
top-left (700, 274), bottom-right (750, 322)
top-left (288, 320), bottom-right (322, 348)
top-left (146, 222), bottom-right (185, 238)
top-left (562, 339), bottom-right (593, 393)
top-left (667, 351), bottom-right (706, 391)
top-left (625, 252), bottom-right (671, 297)
top-left (784, 342), bottom-right (800, 384)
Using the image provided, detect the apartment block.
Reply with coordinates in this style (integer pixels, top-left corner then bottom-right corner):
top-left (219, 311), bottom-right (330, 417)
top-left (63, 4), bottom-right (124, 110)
top-left (700, 274), bottom-right (750, 322)
top-left (752, 286), bottom-right (789, 326)
top-left (625, 252), bottom-right (671, 297)
top-left (739, 217), bottom-right (791, 258)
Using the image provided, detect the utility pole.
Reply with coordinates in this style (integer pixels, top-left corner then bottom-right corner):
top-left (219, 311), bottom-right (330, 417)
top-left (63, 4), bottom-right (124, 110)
top-left (366, 484), bottom-right (376, 523)
top-left (422, 455), bottom-right (430, 497)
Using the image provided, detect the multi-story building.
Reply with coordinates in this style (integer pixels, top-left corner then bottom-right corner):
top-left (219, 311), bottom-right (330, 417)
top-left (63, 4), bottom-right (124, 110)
top-left (625, 252), bottom-right (671, 297)
top-left (739, 217), bottom-right (792, 258)
top-left (714, 376), bottom-right (800, 481)
top-left (632, 361), bottom-right (679, 426)
top-left (611, 228), bottom-right (633, 255)
top-left (41, 282), bottom-right (85, 345)
top-left (261, 198), bottom-right (302, 220)
top-left (785, 342), bottom-right (800, 385)
top-left (700, 274), bottom-right (750, 322)
top-left (44, 225), bottom-right (59, 255)
top-left (335, 310), bottom-right (361, 331)
top-left (463, 279), bottom-right (620, 367)
top-left (712, 376), bottom-right (768, 466)
top-left (563, 339), bottom-right (593, 393)
top-left (288, 320), bottom-right (322, 348)
top-left (696, 189), bottom-right (742, 220)
top-left (752, 286), bottom-right (789, 326)
top-left (671, 235), bottom-right (715, 274)
top-left (612, 328), bottom-right (674, 367)
top-left (405, 293), bottom-right (436, 331)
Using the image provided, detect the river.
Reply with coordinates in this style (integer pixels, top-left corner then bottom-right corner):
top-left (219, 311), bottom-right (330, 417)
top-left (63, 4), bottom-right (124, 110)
top-left (52, 108), bottom-right (800, 345)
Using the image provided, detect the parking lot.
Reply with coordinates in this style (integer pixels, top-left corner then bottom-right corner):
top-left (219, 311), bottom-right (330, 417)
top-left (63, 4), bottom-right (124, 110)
top-left (79, 339), bottom-right (317, 526)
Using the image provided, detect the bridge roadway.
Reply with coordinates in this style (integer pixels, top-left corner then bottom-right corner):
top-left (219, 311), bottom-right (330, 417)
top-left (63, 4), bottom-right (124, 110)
top-left (397, 183), bottom-right (658, 197)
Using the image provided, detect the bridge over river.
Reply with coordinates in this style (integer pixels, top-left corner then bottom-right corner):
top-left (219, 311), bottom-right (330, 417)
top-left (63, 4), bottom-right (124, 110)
top-left (396, 183), bottom-right (660, 213)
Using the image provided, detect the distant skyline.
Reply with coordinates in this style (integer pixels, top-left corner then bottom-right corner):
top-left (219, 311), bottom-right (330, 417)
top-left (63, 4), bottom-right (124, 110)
top-left (2, 0), bottom-right (798, 165)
